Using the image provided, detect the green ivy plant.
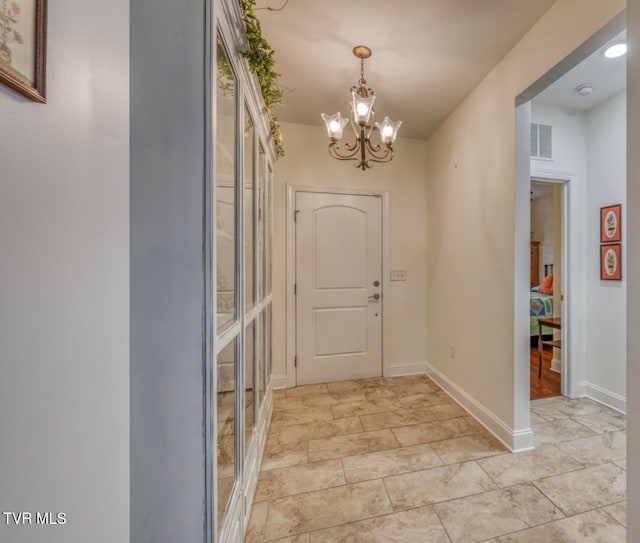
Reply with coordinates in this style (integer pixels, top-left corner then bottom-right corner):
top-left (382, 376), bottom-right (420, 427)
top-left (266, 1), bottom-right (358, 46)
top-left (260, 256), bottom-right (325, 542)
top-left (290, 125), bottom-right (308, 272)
top-left (239, 0), bottom-right (285, 157)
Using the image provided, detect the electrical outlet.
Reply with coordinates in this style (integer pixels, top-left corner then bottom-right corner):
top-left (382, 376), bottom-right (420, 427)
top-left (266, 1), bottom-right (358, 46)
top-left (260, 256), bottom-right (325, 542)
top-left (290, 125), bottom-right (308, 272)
top-left (449, 344), bottom-right (455, 358)
top-left (390, 269), bottom-right (407, 281)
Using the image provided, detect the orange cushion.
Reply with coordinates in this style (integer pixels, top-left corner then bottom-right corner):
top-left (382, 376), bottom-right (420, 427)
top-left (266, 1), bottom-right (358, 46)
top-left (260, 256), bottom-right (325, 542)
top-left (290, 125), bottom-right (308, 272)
top-left (540, 274), bottom-right (553, 295)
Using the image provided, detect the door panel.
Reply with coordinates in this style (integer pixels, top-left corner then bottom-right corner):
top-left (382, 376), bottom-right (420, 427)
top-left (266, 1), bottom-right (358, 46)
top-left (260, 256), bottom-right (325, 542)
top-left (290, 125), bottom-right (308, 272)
top-left (296, 192), bottom-right (382, 384)
top-left (315, 307), bottom-right (367, 356)
top-left (314, 206), bottom-right (367, 289)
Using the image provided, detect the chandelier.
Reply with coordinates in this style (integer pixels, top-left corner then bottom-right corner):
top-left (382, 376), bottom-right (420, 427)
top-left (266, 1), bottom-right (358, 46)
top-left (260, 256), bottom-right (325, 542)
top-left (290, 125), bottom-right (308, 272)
top-left (321, 46), bottom-right (402, 171)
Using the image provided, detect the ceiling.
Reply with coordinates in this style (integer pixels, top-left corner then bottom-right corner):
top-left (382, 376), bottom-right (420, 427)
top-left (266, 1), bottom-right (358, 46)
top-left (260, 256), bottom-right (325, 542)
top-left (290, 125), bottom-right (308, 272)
top-left (530, 32), bottom-right (627, 200)
top-left (254, 0), bottom-right (557, 139)
top-left (535, 31), bottom-right (626, 111)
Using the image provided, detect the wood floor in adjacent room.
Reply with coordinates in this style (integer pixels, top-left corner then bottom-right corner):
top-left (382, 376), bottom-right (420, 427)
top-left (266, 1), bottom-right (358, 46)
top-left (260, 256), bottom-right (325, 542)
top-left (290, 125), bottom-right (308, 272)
top-left (530, 345), bottom-right (561, 400)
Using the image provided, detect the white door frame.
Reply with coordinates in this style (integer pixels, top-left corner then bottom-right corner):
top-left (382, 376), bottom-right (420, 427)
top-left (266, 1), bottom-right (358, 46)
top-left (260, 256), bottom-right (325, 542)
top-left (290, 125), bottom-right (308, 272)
top-left (286, 184), bottom-right (390, 388)
top-left (514, 103), bottom-right (583, 452)
top-left (530, 168), bottom-right (573, 398)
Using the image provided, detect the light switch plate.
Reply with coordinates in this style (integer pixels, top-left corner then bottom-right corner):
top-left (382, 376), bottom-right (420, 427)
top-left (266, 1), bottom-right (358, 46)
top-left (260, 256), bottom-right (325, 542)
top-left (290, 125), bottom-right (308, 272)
top-left (390, 269), bottom-right (407, 281)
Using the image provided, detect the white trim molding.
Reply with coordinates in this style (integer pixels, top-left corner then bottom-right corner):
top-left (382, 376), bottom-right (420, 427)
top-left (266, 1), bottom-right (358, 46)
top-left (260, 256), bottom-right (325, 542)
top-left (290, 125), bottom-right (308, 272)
top-left (426, 362), bottom-right (535, 453)
top-left (270, 374), bottom-right (289, 390)
top-left (579, 381), bottom-right (627, 414)
top-left (389, 362), bottom-right (427, 377)
top-left (242, 386), bottom-right (273, 533)
top-left (530, 166), bottom-right (576, 181)
top-left (529, 166), bottom-right (577, 399)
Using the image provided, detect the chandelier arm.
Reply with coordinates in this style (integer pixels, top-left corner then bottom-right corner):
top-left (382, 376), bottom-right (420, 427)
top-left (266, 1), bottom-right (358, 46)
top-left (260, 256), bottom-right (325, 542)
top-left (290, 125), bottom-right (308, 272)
top-left (328, 141), bottom-right (362, 161)
top-left (365, 137), bottom-right (394, 160)
top-left (363, 148), bottom-right (395, 168)
top-left (366, 109), bottom-right (376, 141)
top-left (364, 137), bottom-right (383, 154)
top-left (348, 107), bottom-right (360, 134)
top-left (343, 109), bottom-right (364, 157)
top-left (343, 133), bottom-right (362, 152)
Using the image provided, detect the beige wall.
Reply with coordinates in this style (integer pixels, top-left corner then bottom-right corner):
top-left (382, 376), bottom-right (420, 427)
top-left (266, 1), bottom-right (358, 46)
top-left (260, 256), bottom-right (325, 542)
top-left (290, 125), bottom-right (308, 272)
top-left (530, 194), bottom-right (555, 284)
top-left (530, 195), bottom-right (553, 244)
top-left (424, 0), bottom-right (624, 435)
top-left (272, 122), bottom-right (428, 382)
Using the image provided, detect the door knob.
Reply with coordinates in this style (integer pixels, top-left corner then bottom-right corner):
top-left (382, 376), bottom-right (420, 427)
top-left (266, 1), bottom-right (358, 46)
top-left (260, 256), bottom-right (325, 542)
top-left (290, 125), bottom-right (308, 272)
top-left (368, 293), bottom-right (380, 302)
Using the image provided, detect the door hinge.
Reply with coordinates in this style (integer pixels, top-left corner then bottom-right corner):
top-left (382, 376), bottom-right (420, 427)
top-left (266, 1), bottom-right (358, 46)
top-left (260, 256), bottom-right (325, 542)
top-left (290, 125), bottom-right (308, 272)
top-left (294, 283), bottom-right (297, 295)
top-left (294, 355), bottom-right (297, 368)
top-left (294, 209), bottom-right (300, 222)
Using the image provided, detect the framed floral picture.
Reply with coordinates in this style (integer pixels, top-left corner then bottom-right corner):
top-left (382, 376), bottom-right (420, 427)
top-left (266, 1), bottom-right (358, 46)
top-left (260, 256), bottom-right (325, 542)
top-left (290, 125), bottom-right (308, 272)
top-left (0, 0), bottom-right (47, 102)
top-left (600, 243), bottom-right (621, 281)
top-left (600, 204), bottom-right (621, 243)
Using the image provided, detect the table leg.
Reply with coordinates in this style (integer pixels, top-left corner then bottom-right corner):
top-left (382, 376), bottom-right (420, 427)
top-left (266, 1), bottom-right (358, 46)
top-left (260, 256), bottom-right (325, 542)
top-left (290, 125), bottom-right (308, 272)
top-left (538, 321), bottom-right (543, 379)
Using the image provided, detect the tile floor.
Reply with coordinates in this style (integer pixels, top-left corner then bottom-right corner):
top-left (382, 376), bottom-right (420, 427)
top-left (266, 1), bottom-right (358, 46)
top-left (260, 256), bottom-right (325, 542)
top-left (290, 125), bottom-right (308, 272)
top-left (245, 375), bottom-right (627, 543)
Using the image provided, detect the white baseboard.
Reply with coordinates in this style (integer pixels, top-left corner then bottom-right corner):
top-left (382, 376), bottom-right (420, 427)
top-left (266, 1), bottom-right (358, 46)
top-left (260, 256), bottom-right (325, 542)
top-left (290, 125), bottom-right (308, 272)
top-left (569, 380), bottom-right (587, 399)
top-left (271, 373), bottom-right (291, 390)
top-left (272, 363), bottom-right (428, 388)
top-left (551, 358), bottom-right (562, 373)
top-left (425, 362), bottom-right (534, 453)
top-left (579, 381), bottom-right (627, 414)
top-left (388, 361), bottom-right (427, 377)
top-left (243, 386), bottom-right (273, 535)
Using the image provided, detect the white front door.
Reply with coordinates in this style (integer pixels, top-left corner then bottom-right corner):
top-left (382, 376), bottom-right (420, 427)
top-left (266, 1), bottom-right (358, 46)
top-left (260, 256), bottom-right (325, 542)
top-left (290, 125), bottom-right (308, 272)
top-left (295, 191), bottom-right (382, 385)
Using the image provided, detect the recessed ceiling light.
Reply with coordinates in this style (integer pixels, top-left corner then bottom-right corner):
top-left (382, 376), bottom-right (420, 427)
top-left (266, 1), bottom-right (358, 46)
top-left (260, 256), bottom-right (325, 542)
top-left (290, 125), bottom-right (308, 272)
top-left (575, 84), bottom-right (593, 96)
top-left (604, 43), bottom-right (627, 58)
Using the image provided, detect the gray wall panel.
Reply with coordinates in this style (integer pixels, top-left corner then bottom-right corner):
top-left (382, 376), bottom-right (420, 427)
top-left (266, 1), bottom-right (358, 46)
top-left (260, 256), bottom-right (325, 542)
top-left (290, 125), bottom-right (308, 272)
top-left (0, 1), bottom-right (130, 541)
top-left (131, 0), bottom-right (207, 541)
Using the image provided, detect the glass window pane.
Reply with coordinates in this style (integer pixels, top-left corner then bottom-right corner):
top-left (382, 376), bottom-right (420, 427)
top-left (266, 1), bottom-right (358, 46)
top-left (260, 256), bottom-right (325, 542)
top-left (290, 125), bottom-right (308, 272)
top-left (244, 320), bottom-right (255, 457)
top-left (258, 310), bottom-right (265, 409)
top-left (216, 338), bottom-right (236, 529)
top-left (216, 40), bottom-right (237, 333)
top-left (244, 107), bottom-right (255, 310)
top-left (267, 165), bottom-right (273, 295)
top-left (267, 304), bottom-right (272, 386)
top-left (257, 146), bottom-right (265, 300)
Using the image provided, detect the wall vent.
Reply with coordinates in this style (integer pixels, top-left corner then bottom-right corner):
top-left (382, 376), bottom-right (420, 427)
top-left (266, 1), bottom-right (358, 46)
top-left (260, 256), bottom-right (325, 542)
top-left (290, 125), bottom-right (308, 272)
top-left (530, 123), bottom-right (552, 159)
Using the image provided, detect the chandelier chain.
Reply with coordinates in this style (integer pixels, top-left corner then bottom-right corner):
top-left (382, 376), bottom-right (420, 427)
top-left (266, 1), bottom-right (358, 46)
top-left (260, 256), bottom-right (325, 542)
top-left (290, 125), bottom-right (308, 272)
top-left (357, 58), bottom-right (367, 88)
